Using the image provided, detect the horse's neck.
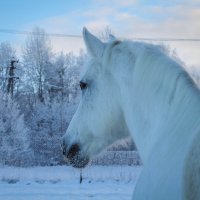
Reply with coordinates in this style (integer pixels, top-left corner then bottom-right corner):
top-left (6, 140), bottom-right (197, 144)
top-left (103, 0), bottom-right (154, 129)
top-left (119, 55), bottom-right (200, 164)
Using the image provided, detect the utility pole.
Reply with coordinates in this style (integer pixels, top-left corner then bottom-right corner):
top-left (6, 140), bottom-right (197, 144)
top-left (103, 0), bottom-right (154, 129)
top-left (7, 59), bottom-right (19, 98)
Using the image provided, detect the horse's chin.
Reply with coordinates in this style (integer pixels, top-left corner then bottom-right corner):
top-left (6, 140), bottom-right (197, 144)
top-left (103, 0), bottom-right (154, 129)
top-left (67, 156), bottom-right (90, 168)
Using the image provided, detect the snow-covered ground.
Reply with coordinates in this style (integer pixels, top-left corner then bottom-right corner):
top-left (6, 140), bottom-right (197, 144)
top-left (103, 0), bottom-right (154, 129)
top-left (0, 165), bottom-right (141, 200)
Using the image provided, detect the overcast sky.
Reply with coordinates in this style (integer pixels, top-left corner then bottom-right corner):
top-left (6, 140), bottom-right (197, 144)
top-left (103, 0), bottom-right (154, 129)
top-left (0, 0), bottom-right (199, 66)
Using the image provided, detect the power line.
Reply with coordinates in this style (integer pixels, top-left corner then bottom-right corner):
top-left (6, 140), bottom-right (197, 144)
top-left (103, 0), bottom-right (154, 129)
top-left (0, 28), bottom-right (200, 42)
top-left (0, 29), bottom-right (82, 38)
top-left (128, 38), bottom-right (200, 42)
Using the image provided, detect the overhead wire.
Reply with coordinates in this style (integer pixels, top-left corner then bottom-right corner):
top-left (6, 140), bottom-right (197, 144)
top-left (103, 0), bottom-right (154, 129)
top-left (0, 28), bottom-right (200, 42)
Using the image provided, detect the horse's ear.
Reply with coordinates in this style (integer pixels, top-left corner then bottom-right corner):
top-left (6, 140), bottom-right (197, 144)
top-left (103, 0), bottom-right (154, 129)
top-left (83, 27), bottom-right (105, 58)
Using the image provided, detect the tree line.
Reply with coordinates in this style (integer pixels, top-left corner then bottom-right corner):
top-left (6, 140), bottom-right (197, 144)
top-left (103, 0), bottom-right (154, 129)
top-left (0, 27), bottom-right (86, 166)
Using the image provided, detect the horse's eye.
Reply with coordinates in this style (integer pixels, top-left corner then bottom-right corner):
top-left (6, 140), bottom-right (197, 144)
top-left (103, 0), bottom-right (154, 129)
top-left (80, 81), bottom-right (87, 90)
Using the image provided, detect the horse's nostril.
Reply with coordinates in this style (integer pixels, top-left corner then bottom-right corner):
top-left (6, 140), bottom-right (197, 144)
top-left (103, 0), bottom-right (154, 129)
top-left (67, 143), bottom-right (80, 159)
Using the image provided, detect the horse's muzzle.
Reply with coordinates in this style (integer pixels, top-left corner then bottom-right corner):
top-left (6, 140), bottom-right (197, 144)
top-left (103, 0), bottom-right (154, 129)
top-left (61, 141), bottom-right (89, 168)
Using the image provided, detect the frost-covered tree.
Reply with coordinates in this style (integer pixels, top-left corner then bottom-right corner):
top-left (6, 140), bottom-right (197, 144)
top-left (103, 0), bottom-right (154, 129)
top-left (25, 50), bottom-right (83, 165)
top-left (0, 91), bottom-right (30, 166)
top-left (46, 51), bottom-right (82, 103)
top-left (22, 27), bottom-right (53, 103)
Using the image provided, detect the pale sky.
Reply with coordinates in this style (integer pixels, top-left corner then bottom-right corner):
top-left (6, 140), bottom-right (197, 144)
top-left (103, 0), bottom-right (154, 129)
top-left (0, 0), bottom-right (199, 66)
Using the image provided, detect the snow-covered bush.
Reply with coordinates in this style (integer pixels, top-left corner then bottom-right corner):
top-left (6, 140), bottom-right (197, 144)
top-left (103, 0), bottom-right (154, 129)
top-left (27, 101), bottom-right (78, 166)
top-left (0, 91), bottom-right (30, 166)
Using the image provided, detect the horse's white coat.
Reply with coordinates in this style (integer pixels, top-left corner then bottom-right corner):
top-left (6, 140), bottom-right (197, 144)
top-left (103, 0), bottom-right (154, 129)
top-left (63, 28), bottom-right (200, 200)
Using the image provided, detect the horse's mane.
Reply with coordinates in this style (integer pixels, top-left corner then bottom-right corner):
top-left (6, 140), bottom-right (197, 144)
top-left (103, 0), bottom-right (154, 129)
top-left (121, 41), bottom-right (200, 105)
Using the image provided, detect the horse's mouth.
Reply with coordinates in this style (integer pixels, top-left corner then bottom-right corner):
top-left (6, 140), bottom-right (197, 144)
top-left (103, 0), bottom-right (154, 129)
top-left (66, 155), bottom-right (90, 168)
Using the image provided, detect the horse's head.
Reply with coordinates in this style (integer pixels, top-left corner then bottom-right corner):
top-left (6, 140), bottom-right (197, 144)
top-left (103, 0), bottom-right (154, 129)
top-left (62, 28), bottom-right (130, 168)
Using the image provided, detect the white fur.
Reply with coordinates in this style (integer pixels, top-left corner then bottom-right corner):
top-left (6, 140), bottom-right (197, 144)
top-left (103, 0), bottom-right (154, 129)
top-left (63, 28), bottom-right (200, 200)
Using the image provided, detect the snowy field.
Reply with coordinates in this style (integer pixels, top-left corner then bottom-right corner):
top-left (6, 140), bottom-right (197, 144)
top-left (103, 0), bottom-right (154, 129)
top-left (0, 165), bottom-right (141, 200)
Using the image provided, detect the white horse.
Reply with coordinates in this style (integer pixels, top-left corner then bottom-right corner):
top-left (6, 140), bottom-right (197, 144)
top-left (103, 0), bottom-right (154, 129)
top-left (62, 28), bottom-right (200, 200)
